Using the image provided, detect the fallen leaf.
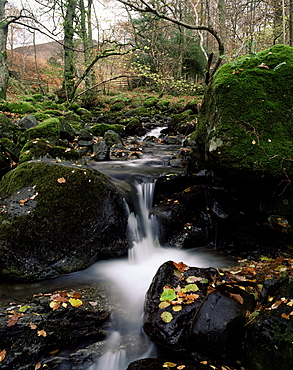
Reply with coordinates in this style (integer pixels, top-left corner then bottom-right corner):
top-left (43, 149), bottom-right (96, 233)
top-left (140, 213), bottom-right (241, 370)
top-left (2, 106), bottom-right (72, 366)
top-left (68, 298), bottom-right (83, 308)
top-left (186, 276), bottom-right (203, 283)
top-left (281, 313), bottom-right (290, 320)
top-left (160, 287), bottom-right (176, 302)
top-left (181, 284), bottom-right (199, 293)
top-left (37, 329), bottom-right (47, 337)
top-left (57, 177), bottom-right (66, 184)
top-left (7, 314), bottom-right (19, 327)
top-left (19, 305), bottom-right (31, 312)
top-left (229, 293), bottom-right (244, 305)
top-left (35, 363), bottom-right (42, 369)
top-left (19, 198), bottom-right (28, 206)
top-left (163, 362), bottom-right (177, 367)
top-left (159, 302), bottom-right (171, 309)
top-left (50, 293), bottom-right (68, 303)
top-left (0, 349), bottom-right (6, 362)
top-left (258, 62), bottom-right (270, 69)
top-left (30, 322), bottom-right (37, 330)
top-left (172, 305), bottom-right (182, 312)
top-left (161, 311), bottom-right (173, 323)
top-left (68, 291), bottom-right (82, 299)
top-left (177, 366), bottom-right (186, 369)
top-left (89, 301), bottom-right (98, 307)
top-left (173, 261), bottom-right (189, 272)
top-left (49, 349), bottom-right (59, 355)
top-left (49, 301), bottom-right (61, 311)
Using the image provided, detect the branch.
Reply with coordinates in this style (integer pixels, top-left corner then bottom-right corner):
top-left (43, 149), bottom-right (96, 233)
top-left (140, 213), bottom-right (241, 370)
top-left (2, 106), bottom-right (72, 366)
top-left (118, 0), bottom-right (224, 80)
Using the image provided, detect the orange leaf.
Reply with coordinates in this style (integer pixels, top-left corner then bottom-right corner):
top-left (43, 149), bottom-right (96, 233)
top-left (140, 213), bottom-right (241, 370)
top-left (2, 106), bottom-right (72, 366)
top-left (57, 177), bottom-right (66, 184)
top-left (19, 198), bottom-right (28, 206)
top-left (0, 349), bottom-right (6, 362)
top-left (37, 329), bottom-right (47, 337)
top-left (281, 313), bottom-right (290, 320)
top-left (173, 261), bottom-right (189, 272)
top-left (49, 301), bottom-right (61, 310)
top-left (50, 293), bottom-right (68, 302)
top-left (35, 363), bottom-right (42, 370)
top-left (229, 293), bottom-right (244, 305)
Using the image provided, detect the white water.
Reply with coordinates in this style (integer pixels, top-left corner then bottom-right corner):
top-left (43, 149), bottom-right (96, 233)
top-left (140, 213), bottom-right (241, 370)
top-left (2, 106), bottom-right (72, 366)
top-left (87, 180), bottom-right (229, 370)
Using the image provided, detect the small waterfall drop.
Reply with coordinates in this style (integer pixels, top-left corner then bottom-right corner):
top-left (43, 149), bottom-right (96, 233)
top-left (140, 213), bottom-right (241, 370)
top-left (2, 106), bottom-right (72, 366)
top-left (88, 178), bottom-right (228, 370)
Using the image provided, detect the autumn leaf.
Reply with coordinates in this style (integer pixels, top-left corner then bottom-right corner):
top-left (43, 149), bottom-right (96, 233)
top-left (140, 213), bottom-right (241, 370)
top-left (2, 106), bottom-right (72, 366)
top-left (7, 314), bottom-right (19, 327)
top-left (173, 261), bottom-right (189, 272)
top-left (161, 311), bottom-right (173, 323)
top-left (172, 305), bottom-right (182, 312)
top-left (68, 290), bottom-right (82, 299)
top-left (229, 293), bottom-right (244, 305)
top-left (68, 298), bottom-right (83, 308)
top-left (35, 363), bottom-right (42, 370)
top-left (186, 276), bottom-right (203, 283)
top-left (0, 349), bottom-right (6, 362)
top-left (177, 366), bottom-right (185, 370)
top-left (57, 177), bottom-right (66, 183)
top-left (30, 322), bottom-right (37, 330)
top-left (19, 198), bottom-right (28, 206)
top-left (163, 362), bottom-right (177, 367)
top-left (49, 301), bottom-right (61, 311)
top-left (89, 301), bottom-right (98, 307)
top-left (181, 284), bottom-right (199, 293)
top-left (19, 305), bottom-right (31, 312)
top-left (50, 293), bottom-right (68, 303)
top-left (159, 302), bottom-right (171, 309)
top-left (281, 313), bottom-right (290, 320)
top-left (37, 329), bottom-right (47, 337)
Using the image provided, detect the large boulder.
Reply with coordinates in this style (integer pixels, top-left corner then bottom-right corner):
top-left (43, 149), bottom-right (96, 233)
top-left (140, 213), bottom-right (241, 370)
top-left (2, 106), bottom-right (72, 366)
top-left (0, 161), bottom-right (129, 280)
top-left (190, 44), bottom-right (293, 180)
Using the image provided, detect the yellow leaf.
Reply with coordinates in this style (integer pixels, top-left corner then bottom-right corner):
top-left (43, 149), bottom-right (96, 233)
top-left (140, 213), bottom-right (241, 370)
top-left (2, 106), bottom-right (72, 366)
top-left (37, 329), bottom-right (47, 337)
top-left (159, 302), bottom-right (170, 309)
top-left (177, 366), bottom-right (185, 370)
top-left (163, 362), bottom-right (177, 367)
top-left (160, 311), bottom-right (173, 323)
top-left (49, 301), bottom-right (61, 311)
top-left (172, 305), bottom-right (182, 312)
top-left (69, 298), bottom-right (83, 308)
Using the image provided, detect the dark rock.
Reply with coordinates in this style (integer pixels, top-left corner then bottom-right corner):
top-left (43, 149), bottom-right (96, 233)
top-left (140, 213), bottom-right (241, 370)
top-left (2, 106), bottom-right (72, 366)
top-left (0, 161), bottom-right (129, 280)
top-left (78, 128), bottom-right (93, 141)
top-left (18, 114), bottom-right (38, 130)
top-left (93, 140), bottom-right (110, 161)
top-left (104, 130), bottom-right (123, 146)
top-left (126, 358), bottom-right (216, 370)
top-left (243, 277), bottom-right (293, 370)
top-left (163, 136), bottom-right (182, 145)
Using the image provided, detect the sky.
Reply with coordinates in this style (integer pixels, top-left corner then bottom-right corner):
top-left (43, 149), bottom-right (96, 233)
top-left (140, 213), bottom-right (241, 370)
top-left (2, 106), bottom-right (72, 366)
top-left (7, 0), bottom-right (126, 47)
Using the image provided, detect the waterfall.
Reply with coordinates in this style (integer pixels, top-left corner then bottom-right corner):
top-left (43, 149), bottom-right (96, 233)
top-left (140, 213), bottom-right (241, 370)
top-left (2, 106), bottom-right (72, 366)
top-left (88, 178), bottom-right (228, 370)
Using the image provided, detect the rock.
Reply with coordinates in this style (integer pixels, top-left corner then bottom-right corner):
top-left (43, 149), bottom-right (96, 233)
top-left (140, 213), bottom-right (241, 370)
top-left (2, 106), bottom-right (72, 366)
top-left (243, 277), bottom-right (293, 370)
top-left (163, 136), bottom-right (182, 145)
top-left (21, 117), bottom-right (61, 145)
top-left (93, 140), bottom-right (110, 161)
top-left (104, 129), bottom-right (123, 146)
top-left (18, 114), bottom-right (39, 130)
top-left (190, 44), bottom-right (293, 180)
top-left (143, 261), bottom-right (226, 351)
top-left (0, 114), bottom-right (19, 141)
top-left (89, 123), bottom-right (125, 137)
top-left (126, 358), bottom-right (215, 370)
top-left (125, 117), bottom-right (147, 136)
top-left (0, 161), bottom-right (129, 280)
top-left (0, 284), bottom-right (110, 369)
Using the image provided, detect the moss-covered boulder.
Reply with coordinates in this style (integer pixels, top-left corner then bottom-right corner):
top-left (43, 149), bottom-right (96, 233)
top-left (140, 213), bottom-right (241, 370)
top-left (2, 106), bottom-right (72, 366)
top-left (7, 101), bottom-right (34, 114)
top-left (21, 117), bottom-right (61, 145)
top-left (0, 161), bottom-right (129, 280)
top-left (0, 114), bottom-right (19, 141)
top-left (19, 139), bottom-right (80, 163)
top-left (191, 44), bottom-right (293, 180)
top-left (89, 123), bottom-right (125, 137)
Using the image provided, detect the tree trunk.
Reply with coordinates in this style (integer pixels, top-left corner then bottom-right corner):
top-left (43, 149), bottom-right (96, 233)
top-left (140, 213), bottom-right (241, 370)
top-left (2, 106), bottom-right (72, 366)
top-left (0, 0), bottom-right (9, 100)
top-left (62, 0), bottom-right (78, 102)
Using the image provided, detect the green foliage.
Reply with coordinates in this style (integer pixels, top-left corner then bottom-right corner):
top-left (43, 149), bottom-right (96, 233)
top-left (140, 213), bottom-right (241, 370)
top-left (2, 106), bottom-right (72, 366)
top-left (89, 124), bottom-right (124, 137)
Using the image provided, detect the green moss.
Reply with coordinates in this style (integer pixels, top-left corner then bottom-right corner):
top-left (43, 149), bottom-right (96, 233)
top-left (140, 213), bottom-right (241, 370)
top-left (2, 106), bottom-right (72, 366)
top-left (0, 138), bottom-right (18, 160)
top-left (193, 44), bottom-right (293, 179)
top-left (33, 112), bottom-right (51, 121)
top-left (143, 97), bottom-right (159, 108)
top-left (7, 101), bottom-right (34, 114)
top-left (24, 117), bottom-right (61, 144)
top-left (19, 139), bottom-right (79, 163)
top-left (89, 123), bottom-right (125, 137)
top-left (34, 101), bottom-right (60, 111)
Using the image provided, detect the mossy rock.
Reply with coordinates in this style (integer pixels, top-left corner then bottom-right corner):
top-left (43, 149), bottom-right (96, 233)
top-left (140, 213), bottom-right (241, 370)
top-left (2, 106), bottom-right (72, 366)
top-left (143, 97), bottom-right (159, 108)
top-left (31, 93), bottom-right (44, 102)
top-left (33, 112), bottom-right (51, 122)
top-left (0, 138), bottom-right (18, 161)
top-left (157, 99), bottom-right (170, 111)
top-left (75, 107), bottom-right (94, 121)
top-left (34, 101), bottom-right (60, 111)
top-left (0, 161), bottom-right (129, 280)
top-left (7, 101), bottom-right (34, 114)
top-left (19, 139), bottom-right (80, 163)
top-left (124, 106), bottom-right (152, 117)
top-left (43, 109), bottom-right (64, 116)
top-left (0, 114), bottom-right (19, 140)
top-left (89, 123), bottom-right (125, 137)
top-left (22, 117), bottom-right (61, 145)
top-left (110, 101), bottom-right (126, 112)
top-left (192, 44), bottom-right (293, 180)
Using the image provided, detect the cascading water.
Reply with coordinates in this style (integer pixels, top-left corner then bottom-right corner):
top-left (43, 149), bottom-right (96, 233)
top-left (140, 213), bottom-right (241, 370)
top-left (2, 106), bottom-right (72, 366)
top-left (87, 178), bottom-right (228, 370)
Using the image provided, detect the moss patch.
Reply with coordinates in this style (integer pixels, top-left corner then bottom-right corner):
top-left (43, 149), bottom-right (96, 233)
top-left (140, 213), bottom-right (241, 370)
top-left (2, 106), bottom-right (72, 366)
top-left (193, 44), bottom-right (293, 179)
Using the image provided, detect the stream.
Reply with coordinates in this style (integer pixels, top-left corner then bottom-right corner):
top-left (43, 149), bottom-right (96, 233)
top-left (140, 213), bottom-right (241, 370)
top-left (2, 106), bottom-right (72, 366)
top-left (0, 128), bottom-right (232, 369)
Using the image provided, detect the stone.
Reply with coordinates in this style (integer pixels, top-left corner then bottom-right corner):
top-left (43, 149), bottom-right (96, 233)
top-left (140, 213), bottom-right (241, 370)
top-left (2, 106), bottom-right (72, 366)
top-left (18, 114), bottom-right (39, 130)
top-left (0, 161), bottom-right (129, 280)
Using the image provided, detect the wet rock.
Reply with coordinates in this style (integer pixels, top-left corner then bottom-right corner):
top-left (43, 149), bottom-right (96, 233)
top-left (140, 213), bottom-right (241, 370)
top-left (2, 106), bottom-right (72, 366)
top-left (104, 130), bottom-right (123, 146)
top-left (92, 139), bottom-right (110, 161)
top-left (0, 285), bottom-right (110, 369)
top-left (0, 160), bottom-right (129, 280)
top-left (243, 277), bottom-right (293, 370)
top-left (126, 358), bottom-right (216, 370)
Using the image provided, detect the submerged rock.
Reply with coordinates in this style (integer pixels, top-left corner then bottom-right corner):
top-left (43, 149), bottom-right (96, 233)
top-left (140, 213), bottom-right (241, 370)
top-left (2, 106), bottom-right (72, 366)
top-left (0, 160), bottom-right (129, 280)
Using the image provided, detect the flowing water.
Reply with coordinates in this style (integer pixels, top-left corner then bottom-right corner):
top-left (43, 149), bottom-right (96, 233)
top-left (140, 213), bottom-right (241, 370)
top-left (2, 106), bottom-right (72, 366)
top-left (0, 132), bottom-right (232, 369)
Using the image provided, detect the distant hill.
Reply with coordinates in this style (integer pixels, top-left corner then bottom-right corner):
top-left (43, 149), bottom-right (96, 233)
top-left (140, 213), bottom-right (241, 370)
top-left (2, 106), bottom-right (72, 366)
top-left (13, 40), bottom-right (63, 62)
